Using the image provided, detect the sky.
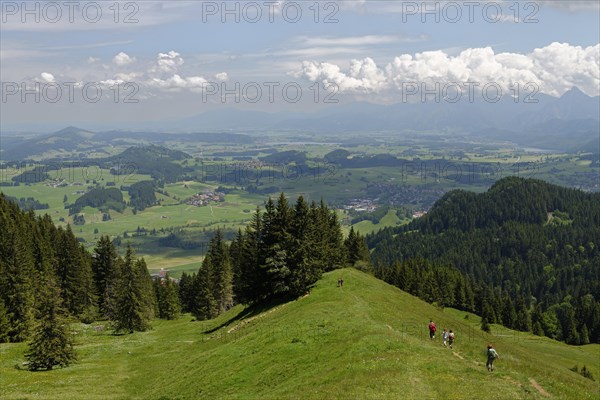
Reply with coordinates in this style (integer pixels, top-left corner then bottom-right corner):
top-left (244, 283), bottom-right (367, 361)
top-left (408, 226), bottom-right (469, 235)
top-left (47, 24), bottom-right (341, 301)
top-left (0, 0), bottom-right (599, 130)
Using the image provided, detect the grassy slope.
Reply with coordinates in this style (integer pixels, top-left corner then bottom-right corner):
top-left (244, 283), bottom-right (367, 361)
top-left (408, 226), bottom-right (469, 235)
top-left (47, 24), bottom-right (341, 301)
top-left (1, 269), bottom-right (598, 400)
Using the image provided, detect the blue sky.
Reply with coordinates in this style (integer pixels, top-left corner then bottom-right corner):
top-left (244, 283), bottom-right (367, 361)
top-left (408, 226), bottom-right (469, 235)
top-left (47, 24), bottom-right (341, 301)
top-left (1, 1), bottom-right (599, 129)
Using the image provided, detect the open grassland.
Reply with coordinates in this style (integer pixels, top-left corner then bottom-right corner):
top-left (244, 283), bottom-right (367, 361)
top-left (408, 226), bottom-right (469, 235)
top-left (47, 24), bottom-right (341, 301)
top-left (1, 269), bottom-right (598, 400)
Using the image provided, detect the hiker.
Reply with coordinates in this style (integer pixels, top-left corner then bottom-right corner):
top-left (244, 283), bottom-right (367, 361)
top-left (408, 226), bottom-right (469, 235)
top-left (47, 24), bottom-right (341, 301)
top-left (428, 320), bottom-right (436, 340)
top-left (448, 330), bottom-right (455, 349)
top-left (486, 344), bottom-right (500, 372)
top-left (442, 328), bottom-right (448, 347)
top-left (340, 278), bottom-right (344, 287)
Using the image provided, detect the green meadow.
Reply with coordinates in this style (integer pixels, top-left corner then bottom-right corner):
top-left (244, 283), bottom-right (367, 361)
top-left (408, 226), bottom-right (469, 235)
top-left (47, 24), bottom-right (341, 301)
top-left (1, 269), bottom-right (597, 399)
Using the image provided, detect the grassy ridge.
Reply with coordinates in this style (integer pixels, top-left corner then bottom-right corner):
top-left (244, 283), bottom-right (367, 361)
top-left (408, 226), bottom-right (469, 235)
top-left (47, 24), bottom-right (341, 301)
top-left (1, 269), bottom-right (598, 399)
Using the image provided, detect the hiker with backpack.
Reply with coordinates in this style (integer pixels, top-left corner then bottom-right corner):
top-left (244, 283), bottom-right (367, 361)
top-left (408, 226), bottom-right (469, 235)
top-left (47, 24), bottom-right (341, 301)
top-left (448, 330), bottom-right (455, 349)
top-left (428, 320), bottom-right (436, 340)
top-left (442, 328), bottom-right (448, 347)
top-left (486, 344), bottom-right (500, 372)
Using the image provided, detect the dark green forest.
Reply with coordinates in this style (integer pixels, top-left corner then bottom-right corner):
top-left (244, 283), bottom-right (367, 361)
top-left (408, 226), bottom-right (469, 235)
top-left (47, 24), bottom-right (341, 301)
top-left (368, 177), bottom-right (600, 344)
top-left (68, 187), bottom-right (126, 215)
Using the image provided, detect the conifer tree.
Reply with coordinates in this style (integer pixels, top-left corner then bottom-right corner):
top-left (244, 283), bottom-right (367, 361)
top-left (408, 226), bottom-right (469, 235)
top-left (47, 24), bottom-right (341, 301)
top-left (208, 230), bottom-right (233, 314)
top-left (178, 272), bottom-right (195, 313)
top-left (155, 274), bottom-right (181, 320)
top-left (92, 236), bottom-right (120, 316)
top-left (113, 245), bottom-right (152, 333)
top-left (192, 256), bottom-right (217, 320)
top-left (55, 225), bottom-right (97, 321)
top-left (25, 278), bottom-right (76, 370)
top-left (345, 226), bottom-right (371, 267)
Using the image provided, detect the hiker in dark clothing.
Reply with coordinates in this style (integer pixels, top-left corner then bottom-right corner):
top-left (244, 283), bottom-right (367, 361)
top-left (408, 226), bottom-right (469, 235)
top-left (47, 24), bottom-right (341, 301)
top-left (486, 344), bottom-right (500, 372)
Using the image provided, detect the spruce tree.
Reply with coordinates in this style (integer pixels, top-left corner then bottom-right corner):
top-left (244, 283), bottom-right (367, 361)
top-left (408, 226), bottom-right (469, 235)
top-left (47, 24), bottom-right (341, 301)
top-left (25, 278), bottom-right (76, 370)
top-left (92, 236), bottom-right (120, 316)
top-left (55, 225), bottom-right (97, 321)
top-left (112, 245), bottom-right (152, 333)
top-left (345, 227), bottom-right (371, 268)
top-left (192, 256), bottom-right (217, 320)
top-left (156, 274), bottom-right (181, 320)
top-left (178, 272), bottom-right (195, 313)
top-left (208, 230), bottom-right (233, 314)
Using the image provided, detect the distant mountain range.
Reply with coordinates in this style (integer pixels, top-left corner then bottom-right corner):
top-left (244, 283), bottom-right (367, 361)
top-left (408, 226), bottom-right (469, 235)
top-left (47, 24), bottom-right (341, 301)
top-left (1, 87), bottom-right (598, 160)
top-left (0, 127), bottom-right (254, 161)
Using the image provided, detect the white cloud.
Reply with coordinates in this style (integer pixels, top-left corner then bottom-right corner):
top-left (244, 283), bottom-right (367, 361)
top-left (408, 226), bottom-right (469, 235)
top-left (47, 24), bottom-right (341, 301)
top-left (147, 74), bottom-right (208, 91)
top-left (113, 52), bottom-right (136, 66)
top-left (215, 72), bottom-right (228, 81)
top-left (295, 42), bottom-right (600, 97)
top-left (40, 72), bottom-right (55, 83)
top-left (295, 57), bottom-right (387, 93)
top-left (88, 57), bottom-right (100, 63)
top-left (156, 51), bottom-right (185, 73)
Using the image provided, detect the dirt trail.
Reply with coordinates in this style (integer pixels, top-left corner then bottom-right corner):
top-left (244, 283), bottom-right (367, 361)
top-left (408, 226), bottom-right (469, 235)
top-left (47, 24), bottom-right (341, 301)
top-left (452, 352), bottom-right (464, 360)
top-left (529, 378), bottom-right (550, 397)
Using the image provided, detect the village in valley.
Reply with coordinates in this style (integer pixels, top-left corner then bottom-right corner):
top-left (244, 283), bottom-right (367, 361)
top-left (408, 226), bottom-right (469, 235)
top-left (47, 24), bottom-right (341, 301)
top-left (187, 191), bottom-right (225, 207)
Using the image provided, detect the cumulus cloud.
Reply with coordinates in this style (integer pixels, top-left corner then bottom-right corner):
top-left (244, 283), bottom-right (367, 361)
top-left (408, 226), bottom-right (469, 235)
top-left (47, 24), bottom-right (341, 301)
top-left (156, 51), bottom-right (185, 73)
top-left (113, 52), bottom-right (136, 66)
top-left (147, 74), bottom-right (208, 91)
top-left (295, 42), bottom-right (600, 97)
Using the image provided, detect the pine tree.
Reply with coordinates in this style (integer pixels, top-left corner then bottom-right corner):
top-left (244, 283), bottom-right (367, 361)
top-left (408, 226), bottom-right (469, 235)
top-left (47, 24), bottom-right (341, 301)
top-left (265, 245), bottom-right (290, 295)
top-left (481, 315), bottom-right (491, 333)
top-left (481, 298), bottom-right (495, 332)
top-left (156, 275), bottom-right (181, 320)
top-left (208, 230), bottom-right (233, 314)
top-left (192, 256), bottom-right (217, 320)
top-left (112, 245), bottom-right (152, 333)
top-left (92, 236), bottom-right (120, 316)
top-left (237, 209), bottom-right (265, 304)
top-left (178, 272), bottom-right (195, 313)
top-left (135, 258), bottom-right (157, 321)
top-left (55, 225), bottom-right (97, 321)
top-left (25, 278), bottom-right (76, 370)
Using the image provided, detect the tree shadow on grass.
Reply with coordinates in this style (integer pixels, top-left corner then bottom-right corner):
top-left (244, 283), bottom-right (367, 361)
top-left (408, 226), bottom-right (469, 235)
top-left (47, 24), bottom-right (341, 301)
top-left (202, 296), bottom-right (291, 334)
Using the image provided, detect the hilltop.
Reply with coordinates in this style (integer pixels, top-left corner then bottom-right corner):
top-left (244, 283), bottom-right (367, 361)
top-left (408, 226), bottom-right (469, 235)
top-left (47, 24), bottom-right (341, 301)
top-left (1, 268), bottom-right (598, 399)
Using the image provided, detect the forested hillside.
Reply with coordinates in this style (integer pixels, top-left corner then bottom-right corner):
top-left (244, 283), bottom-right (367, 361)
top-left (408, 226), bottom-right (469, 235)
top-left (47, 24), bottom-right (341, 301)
top-left (369, 177), bottom-right (600, 344)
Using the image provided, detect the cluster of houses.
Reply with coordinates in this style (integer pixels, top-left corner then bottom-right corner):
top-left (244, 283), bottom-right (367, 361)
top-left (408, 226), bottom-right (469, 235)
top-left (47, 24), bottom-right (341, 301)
top-left (343, 198), bottom-right (377, 213)
top-left (187, 191), bottom-right (225, 207)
